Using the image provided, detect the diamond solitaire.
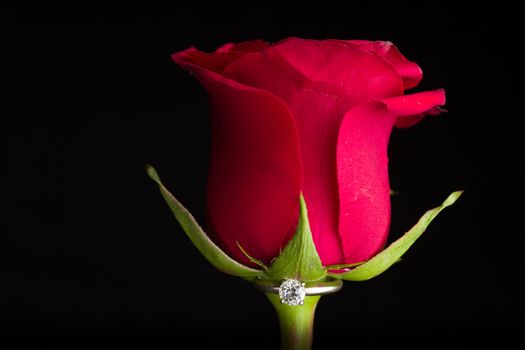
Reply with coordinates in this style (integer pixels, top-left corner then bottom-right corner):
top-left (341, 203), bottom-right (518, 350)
top-left (278, 279), bottom-right (306, 306)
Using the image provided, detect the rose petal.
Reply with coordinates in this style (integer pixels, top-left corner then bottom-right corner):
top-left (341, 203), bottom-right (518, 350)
top-left (348, 40), bottom-right (423, 90)
top-left (222, 38), bottom-right (403, 265)
top-left (217, 40), bottom-right (269, 53)
top-left (172, 52), bottom-right (302, 266)
top-left (173, 44), bottom-right (268, 75)
top-left (337, 102), bottom-right (395, 264)
top-left (390, 89), bottom-right (446, 128)
top-left (337, 91), bottom-right (446, 264)
top-left (172, 47), bottom-right (241, 74)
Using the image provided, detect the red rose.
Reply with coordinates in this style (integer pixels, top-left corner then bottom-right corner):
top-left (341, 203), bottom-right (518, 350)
top-left (172, 38), bottom-right (445, 267)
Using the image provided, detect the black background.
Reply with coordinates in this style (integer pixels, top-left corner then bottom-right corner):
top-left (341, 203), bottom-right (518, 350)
top-left (5, 3), bottom-right (523, 348)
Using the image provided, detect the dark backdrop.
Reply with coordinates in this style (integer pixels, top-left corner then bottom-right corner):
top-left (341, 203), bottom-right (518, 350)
top-left (5, 4), bottom-right (523, 348)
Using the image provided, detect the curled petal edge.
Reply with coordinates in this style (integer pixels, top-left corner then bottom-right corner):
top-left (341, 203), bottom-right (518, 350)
top-left (347, 40), bottom-right (423, 90)
top-left (390, 89), bottom-right (446, 128)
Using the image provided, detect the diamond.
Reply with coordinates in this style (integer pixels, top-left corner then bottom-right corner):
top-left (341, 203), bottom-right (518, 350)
top-left (278, 279), bottom-right (306, 306)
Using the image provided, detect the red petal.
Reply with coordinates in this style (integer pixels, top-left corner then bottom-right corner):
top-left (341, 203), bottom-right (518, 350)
top-left (172, 52), bottom-right (302, 266)
top-left (348, 40), bottom-right (423, 90)
top-left (172, 47), bottom-right (241, 74)
top-left (172, 43), bottom-right (268, 75)
top-left (337, 102), bottom-right (395, 264)
top-left (222, 38), bottom-right (403, 265)
top-left (217, 40), bottom-right (269, 53)
top-left (391, 89), bottom-right (446, 128)
top-left (337, 91), bottom-right (446, 264)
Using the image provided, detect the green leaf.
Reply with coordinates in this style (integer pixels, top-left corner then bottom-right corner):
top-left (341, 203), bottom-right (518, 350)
top-left (146, 165), bottom-right (262, 281)
top-left (236, 241), bottom-right (268, 270)
top-left (324, 261), bottom-right (365, 271)
top-left (265, 194), bottom-right (326, 282)
top-left (330, 190), bottom-right (463, 281)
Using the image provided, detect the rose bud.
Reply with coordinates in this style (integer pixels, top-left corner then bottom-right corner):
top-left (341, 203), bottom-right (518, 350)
top-left (148, 38), bottom-right (461, 282)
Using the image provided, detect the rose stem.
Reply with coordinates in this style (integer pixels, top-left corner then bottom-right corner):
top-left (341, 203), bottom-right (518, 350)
top-left (266, 294), bottom-right (320, 350)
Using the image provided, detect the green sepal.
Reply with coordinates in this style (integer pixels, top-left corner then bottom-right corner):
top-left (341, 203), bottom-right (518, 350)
top-left (265, 194), bottom-right (326, 282)
top-left (330, 190), bottom-right (463, 281)
top-left (236, 241), bottom-right (268, 270)
top-left (146, 165), bottom-right (262, 281)
top-left (324, 261), bottom-right (365, 271)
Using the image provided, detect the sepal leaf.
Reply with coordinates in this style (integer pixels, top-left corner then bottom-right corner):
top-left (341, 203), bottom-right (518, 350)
top-left (265, 194), bottom-right (326, 282)
top-left (236, 241), bottom-right (269, 270)
top-left (330, 191), bottom-right (463, 281)
top-left (146, 165), bottom-right (261, 280)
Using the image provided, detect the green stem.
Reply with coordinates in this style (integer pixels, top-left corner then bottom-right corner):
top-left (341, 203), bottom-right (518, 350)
top-left (267, 294), bottom-right (320, 350)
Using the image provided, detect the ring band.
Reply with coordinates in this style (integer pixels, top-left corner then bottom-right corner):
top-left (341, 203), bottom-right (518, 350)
top-left (252, 277), bottom-right (342, 296)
